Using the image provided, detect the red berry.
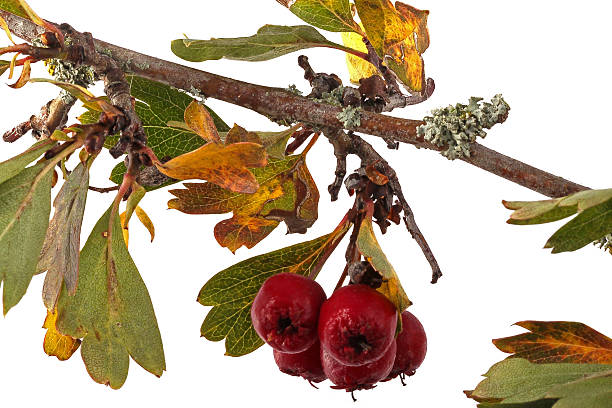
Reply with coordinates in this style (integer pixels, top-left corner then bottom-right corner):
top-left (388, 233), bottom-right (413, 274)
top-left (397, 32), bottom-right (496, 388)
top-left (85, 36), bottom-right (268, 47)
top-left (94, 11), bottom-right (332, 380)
top-left (386, 310), bottom-right (427, 380)
top-left (318, 284), bottom-right (397, 366)
top-left (251, 273), bottom-right (326, 353)
top-left (273, 341), bottom-right (326, 383)
top-left (321, 340), bottom-right (397, 391)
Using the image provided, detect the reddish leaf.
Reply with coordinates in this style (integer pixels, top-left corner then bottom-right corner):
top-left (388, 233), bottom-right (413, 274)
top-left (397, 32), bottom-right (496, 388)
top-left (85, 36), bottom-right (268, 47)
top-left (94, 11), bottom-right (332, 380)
top-left (494, 321), bottom-right (612, 364)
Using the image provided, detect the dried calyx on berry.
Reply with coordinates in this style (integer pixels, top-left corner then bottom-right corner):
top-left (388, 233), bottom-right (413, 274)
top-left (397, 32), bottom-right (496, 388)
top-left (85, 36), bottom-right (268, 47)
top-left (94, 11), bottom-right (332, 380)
top-left (348, 261), bottom-right (382, 289)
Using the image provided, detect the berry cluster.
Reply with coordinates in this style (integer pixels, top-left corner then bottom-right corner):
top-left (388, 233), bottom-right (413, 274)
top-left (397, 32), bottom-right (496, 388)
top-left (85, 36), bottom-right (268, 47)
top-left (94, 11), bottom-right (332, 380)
top-left (250, 273), bottom-right (427, 394)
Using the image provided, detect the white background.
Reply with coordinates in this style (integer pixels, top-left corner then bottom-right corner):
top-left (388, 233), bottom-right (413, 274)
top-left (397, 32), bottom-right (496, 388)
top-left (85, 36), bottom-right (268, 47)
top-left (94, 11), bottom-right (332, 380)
top-left (1, 1), bottom-right (611, 406)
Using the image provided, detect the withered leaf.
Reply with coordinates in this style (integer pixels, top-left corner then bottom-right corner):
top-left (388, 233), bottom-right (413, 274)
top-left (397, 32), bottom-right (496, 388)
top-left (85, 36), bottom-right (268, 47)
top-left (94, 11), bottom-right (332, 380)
top-left (168, 153), bottom-right (319, 253)
top-left (494, 321), bottom-right (612, 365)
top-left (184, 100), bottom-right (222, 143)
top-left (225, 124), bottom-right (262, 145)
top-left (156, 142), bottom-right (267, 194)
top-left (356, 202), bottom-right (411, 311)
top-left (198, 221), bottom-right (350, 356)
top-left (56, 206), bottom-right (165, 389)
top-left (43, 309), bottom-right (80, 361)
top-left (38, 162), bottom-right (89, 310)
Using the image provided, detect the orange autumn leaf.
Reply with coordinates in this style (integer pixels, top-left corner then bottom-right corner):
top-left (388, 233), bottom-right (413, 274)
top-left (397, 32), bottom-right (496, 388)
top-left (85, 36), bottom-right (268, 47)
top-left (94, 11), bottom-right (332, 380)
top-left (354, 0), bottom-right (428, 92)
top-left (493, 321), bottom-right (612, 364)
top-left (42, 309), bottom-right (81, 361)
top-left (155, 142), bottom-right (267, 194)
top-left (184, 100), bottom-right (222, 143)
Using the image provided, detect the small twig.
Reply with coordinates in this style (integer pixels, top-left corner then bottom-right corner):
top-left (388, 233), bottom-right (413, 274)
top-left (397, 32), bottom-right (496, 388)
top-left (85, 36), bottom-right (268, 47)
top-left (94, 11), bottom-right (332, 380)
top-left (88, 185), bottom-right (120, 193)
top-left (327, 129), bottom-right (442, 283)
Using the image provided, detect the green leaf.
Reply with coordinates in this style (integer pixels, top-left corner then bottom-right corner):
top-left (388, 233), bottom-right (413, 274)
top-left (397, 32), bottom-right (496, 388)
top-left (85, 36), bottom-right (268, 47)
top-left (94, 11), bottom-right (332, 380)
top-left (546, 371), bottom-right (612, 408)
top-left (504, 189), bottom-right (612, 253)
top-left (356, 210), bottom-right (411, 311)
top-left (467, 359), bottom-right (612, 405)
top-left (0, 0), bottom-right (30, 20)
top-left (198, 224), bottom-right (349, 356)
top-left (38, 162), bottom-right (89, 310)
top-left (279, 0), bottom-right (361, 33)
top-left (0, 139), bottom-right (55, 185)
top-left (56, 205), bottom-right (165, 389)
top-left (79, 75), bottom-right (229, 190)
top-left (0, 162), bottom-right (52, 314)
top-left (171, 24), bottom-right (357, 62)
top-left (255, 127), bottom-right (296, 159)
top-left (545, 199), bottom-right (612, 253)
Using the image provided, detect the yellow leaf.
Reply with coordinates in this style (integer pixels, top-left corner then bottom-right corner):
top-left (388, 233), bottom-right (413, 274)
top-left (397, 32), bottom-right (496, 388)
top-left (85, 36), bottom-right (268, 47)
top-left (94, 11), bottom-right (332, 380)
top-left (9, 59), bottom-right (30, 89)
top-left (354, 0), bottom-right (428, 92)
top-left (0, 16), bottom-right (16, 45)
top-left (119, 211), bottom-right (129, 246)
top-left (17, 0), bottom-right (45, 27)
top-left (184, 100), bottom-right (222, 143)
top-left (135, 206), bottom-right (155, 243)
top-left (341, 30), bottom-right (379, 84)
top-left (42, 309), bottom-right (80, 361)
top-left (156, 142), bottom-right (267, 194)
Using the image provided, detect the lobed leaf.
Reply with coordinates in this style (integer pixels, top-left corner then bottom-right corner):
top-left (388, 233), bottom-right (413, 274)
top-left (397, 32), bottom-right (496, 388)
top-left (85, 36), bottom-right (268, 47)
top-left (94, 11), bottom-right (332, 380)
top-left (467, 358), bottom-right (612, 407)
top-left (0, 162), bottom-right (52, 314)
top-left (354, 0), bottom-right (429, 91)
top-left (38, 162), bottom-right (89, 310)
top-left (168, 153), bottom-right (319, 252)
top-left (356, 210), bottom-right (411, 311)
top-left (171, 24), bottom-right (358, 62)
top-left (156, 142), bottom-right (267, 194)
top-left (198, 223), bottom-right (350, 356)
top-left (278, 0), bottom-right (361, 33)
top-left (493, 321), bottom-right (612, 365)
top-left (79, 75), bottom-right (229, 190)
top-left (56, 206), bottom-right (165, 389)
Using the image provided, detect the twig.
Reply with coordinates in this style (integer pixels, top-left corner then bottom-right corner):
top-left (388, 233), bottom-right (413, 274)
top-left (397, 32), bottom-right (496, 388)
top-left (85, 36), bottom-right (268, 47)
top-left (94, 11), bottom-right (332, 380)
top-left (0, 10), bottom-right (588, 199)
top-left (88, 185), bottom-right (120, 193)
top-left (330, 129), bottom-right (442, 283)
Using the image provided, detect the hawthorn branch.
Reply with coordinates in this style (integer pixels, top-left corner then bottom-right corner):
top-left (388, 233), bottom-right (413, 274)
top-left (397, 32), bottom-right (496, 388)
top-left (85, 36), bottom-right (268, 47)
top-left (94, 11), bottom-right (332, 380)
top-left (0, 11), bottom-right (588, 198)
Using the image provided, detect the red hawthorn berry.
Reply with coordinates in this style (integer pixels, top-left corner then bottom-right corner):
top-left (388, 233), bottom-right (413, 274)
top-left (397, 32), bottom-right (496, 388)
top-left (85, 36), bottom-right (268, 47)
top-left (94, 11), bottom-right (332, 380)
top-left (273, 340), bottom-right (326, 384)
top-left (386, 310), bottom-right (427, 381)
top-left (251, 273), bottom-right (326, 353)
top-left (318, 284), bottom-right (397, 366)
top-left (321, 339), bottom-right (397, 392)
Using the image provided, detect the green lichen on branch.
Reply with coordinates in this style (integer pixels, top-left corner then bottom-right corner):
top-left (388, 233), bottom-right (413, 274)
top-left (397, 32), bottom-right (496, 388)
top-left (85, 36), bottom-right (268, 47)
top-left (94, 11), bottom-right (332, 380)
top-left (337, 104), bottom-right (361, 128)
top-left (45, 59), bottom-right (95, 88)
top-left (418, 94), bottom-right (510, 159)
